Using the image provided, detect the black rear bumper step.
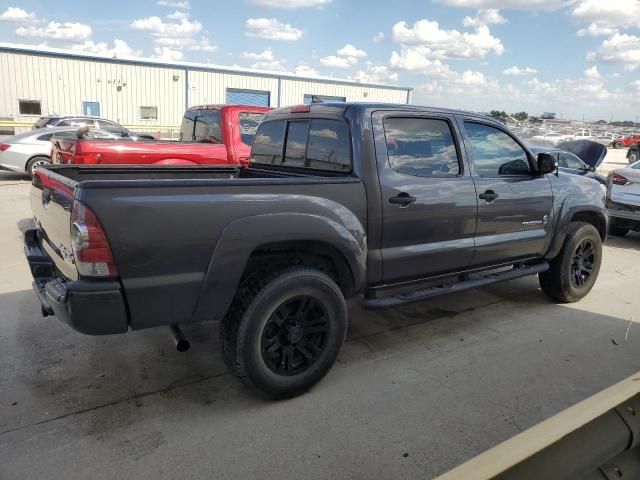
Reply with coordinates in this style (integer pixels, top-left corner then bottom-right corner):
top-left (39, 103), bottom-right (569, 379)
top-left (362, 262), bottom-right (549, 310)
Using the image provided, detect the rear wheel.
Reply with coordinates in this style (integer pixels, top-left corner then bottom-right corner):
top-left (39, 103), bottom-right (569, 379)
top-left (26, 156), bottom-right (50, 177)
top-left (614, 141), bottom-right (624, 149)
top-left (539, 222), bottom-right (602, 303)
top-left (222, 267), bottom-right (347, 399)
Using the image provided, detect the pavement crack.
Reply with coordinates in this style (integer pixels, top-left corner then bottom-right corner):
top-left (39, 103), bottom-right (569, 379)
top-left (0, 371), bottom-right (229, 437)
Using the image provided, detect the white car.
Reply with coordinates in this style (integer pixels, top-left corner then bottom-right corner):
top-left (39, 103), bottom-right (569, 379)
top-left (530, 132), bottom-right (572, 145)
top-left (607, 160), bottom-right (640, 236)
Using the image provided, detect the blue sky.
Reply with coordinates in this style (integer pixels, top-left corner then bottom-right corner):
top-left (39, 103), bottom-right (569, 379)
top-left (1, 0), bottom-right (639, 120)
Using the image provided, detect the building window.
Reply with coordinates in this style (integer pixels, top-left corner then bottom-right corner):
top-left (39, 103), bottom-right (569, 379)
top-left (19, 100), bottom-right (42, 116)
top-left (140, 106), bottom-right (158, 120)
top-left (303, 94), bottom-right (346, 104)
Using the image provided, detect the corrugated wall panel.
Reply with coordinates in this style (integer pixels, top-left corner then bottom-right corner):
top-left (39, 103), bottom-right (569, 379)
top-left (0, 49), bottom-right (410, 133)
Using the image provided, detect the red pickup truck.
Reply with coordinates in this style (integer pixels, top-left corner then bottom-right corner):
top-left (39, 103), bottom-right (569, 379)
top-left (612, 134), bottom-right (640, 149)
top-left (52, 105), bottom-right (271, 166)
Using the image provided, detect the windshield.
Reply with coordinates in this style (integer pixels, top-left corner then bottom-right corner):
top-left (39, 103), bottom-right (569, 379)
top-left (239, 112), bottom-right (264, 146)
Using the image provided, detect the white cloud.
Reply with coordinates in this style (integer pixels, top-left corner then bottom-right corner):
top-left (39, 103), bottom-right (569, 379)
top-left (351, 62), bottom-right (399, 83)
top-left (157, 0), bottom-right (191, 8)
top-left (249, 0), bottom-right (331, 8)
top-left (503, 65), bottom-right (537, 76)
top-left (245, 18), bottom-right (303, 41)
top-left (571, 0), bottom-right (640, 31)
top-left (0, 7), bottom-right (36, 22)
top-left (577, 22), bottom-right (617, 37)
top-left (153, 46), bottom-right (184, 61)
top-left (241, 48), bottom-right (286, 70)
top-left (319, 55), bottom-right (357, 68)
top-left (389, 46), bottom-right (454, 76)
top-left (462, 9), bottom-right (506, 28)
top-left (373, 32), bottom-right (385, 43)
top-left (131, 13), bottom-right (202, 38)
top-left (132, 11), bottom-right (216, 57)
top-left (293, 64), bottom-right (320, 76)
top-left (587, 33), bottom-right (640, 71)
top-left (435, 0), bottom-right (567, 10)
top-left (16, 21), bottom-right (92, 41)
top-left (392, 19), bottom-right (504, 59)
top-left (337, 44), bottom-right (367, 58)
top-left (584, 65), bottom-right (600, 78)
top-left (72, 39), bottom-right (142, 57)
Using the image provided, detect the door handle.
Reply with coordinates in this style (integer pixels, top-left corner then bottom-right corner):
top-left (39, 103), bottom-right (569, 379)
top-left (389, 193), bottom-right (416, 206)
top-left (478, 190), bottom-right (499, 201)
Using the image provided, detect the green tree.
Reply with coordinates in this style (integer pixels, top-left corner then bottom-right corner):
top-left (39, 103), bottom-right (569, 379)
top-left (513, 111), bottom-right (528, 121)
top-left (489, 110), bottom-right (508, 119)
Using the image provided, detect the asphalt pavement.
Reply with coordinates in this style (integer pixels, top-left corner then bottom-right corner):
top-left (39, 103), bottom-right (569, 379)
top-left (1, 152), bottom-right (639, 479)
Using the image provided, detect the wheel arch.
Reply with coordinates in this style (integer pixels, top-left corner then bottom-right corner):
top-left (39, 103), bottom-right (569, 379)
top-left (191, 212), bottom-right (367, 322)
top-left (25, 154), bottom-right (50, 172)
top-left (546, 205), bottom-right (607, 260)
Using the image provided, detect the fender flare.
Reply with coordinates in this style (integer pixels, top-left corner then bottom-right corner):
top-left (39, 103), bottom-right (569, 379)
top-left (545, 198), bottom-right (607, 259)
top-left (191, 212), bottom-right (367, 322)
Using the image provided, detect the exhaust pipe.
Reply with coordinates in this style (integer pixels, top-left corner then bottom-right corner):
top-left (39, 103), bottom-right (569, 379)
top-left (169, 325), bottom-right (190, 352)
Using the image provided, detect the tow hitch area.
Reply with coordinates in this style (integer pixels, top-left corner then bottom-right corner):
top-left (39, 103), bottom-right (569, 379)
top-left (169, 325), bottom-right (190, 352)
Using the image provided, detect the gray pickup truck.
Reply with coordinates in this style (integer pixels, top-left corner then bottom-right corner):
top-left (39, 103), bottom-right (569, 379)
top-left (25, 103), bottom-right (608, 398)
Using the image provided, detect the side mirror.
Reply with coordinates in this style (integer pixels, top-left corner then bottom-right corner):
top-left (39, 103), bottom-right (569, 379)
top-left (537, 153), bottom-right (556, 175)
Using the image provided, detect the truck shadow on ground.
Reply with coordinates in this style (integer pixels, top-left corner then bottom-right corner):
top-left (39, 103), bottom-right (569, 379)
top-left (2, 271), bottom-right (639, 441)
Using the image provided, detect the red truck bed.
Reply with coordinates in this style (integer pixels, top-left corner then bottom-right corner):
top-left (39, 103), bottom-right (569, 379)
top-left (51, 105), bottom-right (271, 167)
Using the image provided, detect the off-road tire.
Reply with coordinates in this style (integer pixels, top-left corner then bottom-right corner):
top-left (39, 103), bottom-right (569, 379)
top-left (539, 222), bottom-right (602, 303)
top-left (26, 156), bottom-right (50, 177)
top-left (221, 267), bottom-right (347, 399)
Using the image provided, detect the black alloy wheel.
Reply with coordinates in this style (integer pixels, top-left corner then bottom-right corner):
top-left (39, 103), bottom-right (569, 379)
top-left (570, 239), bottom-right (595, 288)
top-left (261, 296), bottom-right (330, 375)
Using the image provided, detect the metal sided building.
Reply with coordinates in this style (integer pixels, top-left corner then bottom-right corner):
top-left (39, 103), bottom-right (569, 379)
top-left (0, 43), bottom-right (412, 135)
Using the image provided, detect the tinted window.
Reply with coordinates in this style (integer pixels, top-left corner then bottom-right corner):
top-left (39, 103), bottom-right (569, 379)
top-left (307, 120), bottom-right (350, 172)
top-left (559, 153), bottom-right (584, 170)
top-left (97, 120), bottom-right (126, 135)
top-left (251, 119), bottom-right (351, 172)
top-left (251, 120), bottom-right (285, 164)
top-left (180, 110), bottom-right (197, 141)
top-left (59, 119), bottom-right (93, 127)
top-left (194, 110), bottom-right (222, 143)
top-left (36, 133), bottom-right (53, 142)
top-left (284, 121), bottom-right (309, 167)
top-left (384, 118), bottom-right (460, 177)
top-left (464, 122), bottom-right (531, 176)
top-left (239, 112), bottom-right (264, 146)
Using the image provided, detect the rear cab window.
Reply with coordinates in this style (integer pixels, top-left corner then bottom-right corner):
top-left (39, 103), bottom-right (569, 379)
top-left (180, 109), bottom-right (222, 143)
top-left (238, 112), bottom-right (264, 146)
top-left (251, 118), bottom-right (351, 173)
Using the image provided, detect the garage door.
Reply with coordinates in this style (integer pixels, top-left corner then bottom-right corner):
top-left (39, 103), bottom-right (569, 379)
top-left (226, 89), bottom-right (271, 106)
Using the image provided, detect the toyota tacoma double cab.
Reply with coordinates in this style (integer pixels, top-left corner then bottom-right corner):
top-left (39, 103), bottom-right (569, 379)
top-left (25, 103), bottom-right (608, 398)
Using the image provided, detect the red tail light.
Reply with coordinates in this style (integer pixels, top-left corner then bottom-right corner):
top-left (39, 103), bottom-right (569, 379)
top-left (612, 172), bottom-right (631, 186)
top-left (0, 144), bottom-right (10, 151)
top-left (70, 200), bottom-right (118, 277)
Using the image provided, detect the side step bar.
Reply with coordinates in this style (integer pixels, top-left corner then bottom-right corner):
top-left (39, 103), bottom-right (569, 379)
top-left (362, 262), bottom-right (549, 310)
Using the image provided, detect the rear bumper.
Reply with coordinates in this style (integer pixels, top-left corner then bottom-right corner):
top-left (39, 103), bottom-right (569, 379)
top-left (607, 200), bottom-right (640, 223)
top-left (24, 228), bottom-right (128, 335)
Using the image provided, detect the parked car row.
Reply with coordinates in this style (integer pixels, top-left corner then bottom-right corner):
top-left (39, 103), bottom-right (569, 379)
top-left (24, 102), bottom-right (609, 398)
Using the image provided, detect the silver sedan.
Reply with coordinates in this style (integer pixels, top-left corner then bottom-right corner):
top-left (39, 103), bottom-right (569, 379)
top-left (0, 127), bottom-right (76, 176)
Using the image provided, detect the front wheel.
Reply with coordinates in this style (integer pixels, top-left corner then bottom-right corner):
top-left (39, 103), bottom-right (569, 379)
top-left (222, 267), bottom-right (347, 399)
top-left (539, 222), bottom-right (602, 303)
top-left (629, 152), bottom-right (638, 164)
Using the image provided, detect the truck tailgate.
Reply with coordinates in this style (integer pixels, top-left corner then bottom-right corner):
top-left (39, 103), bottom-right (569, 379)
top-left (30, 168), bottom-right (79, 280)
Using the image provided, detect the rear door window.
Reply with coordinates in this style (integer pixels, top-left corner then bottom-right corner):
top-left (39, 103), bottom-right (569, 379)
top-left (251, 120), bottom-right (285, 164)
top-left (251, 119), bottom-right (351, 172)
top-left (383, 117), bottom-right (460, 177)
